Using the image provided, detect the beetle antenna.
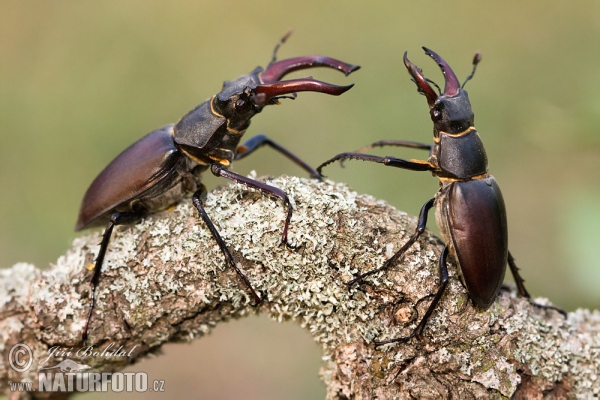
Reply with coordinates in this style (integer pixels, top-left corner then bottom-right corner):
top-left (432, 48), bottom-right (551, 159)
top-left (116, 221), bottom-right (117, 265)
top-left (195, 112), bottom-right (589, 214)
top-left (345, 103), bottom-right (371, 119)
top-left (462, 51), bottom-right (482, 89)
top-left (426, 78), bottom-right (442, 95)
top-left (269, 29), bottom-right (294, 65)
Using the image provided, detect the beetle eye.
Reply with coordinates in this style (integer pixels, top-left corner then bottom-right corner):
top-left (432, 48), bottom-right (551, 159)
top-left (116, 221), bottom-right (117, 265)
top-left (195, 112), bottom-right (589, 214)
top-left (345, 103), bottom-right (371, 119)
top-left (235, 98), bottom-right (252, 113)
top-left (432, 109), bottom-right (442, 119)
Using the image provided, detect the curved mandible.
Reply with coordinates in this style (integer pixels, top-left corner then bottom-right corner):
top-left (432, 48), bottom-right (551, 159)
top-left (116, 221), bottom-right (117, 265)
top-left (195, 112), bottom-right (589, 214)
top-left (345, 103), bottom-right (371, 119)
top-left (423, 47), bottom-right (460, 97)
top-left (403, 51), bottom-right (438, 107)
top-left (260, 56), bottom-right (360, 84)
top-left (252, 78), bottom-right (354, 107)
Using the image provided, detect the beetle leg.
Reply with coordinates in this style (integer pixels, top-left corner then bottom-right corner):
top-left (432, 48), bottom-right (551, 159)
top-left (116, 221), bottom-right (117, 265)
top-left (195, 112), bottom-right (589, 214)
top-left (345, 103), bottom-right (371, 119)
top-left (209, 164), bottom-right (294, 247)
top-left (83, 211), bottom-right (142, 343)
top-left (235, 134), bottom-right (321, 180)
top-left (340, 141), bottom-right (434, 168)
top-left (317, 152), bottom-right (435, 177)
top-left (348, 198), bottom-right (435, 286)
top-left (508, 251), bottom-right (567, 317)
top-left (507, 251), bottom-right (530, 298)
top-left (353, 140), bottom-right (433, 154)
top-left (192, 185), bottom-right (262, 305)
top-left (374, 245), bottom-right (450, 346)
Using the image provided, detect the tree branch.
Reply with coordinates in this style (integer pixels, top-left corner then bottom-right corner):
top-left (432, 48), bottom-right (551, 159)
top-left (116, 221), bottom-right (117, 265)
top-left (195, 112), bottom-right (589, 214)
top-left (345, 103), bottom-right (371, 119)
top-left (1, 175), bottom-right (599, 399)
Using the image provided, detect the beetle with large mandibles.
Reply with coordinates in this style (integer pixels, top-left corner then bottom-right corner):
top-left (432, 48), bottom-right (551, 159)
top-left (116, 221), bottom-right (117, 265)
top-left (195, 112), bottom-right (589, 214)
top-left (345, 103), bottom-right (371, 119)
top-left (317, 47), bottom-right (555, 346)
top-left (76, 35), bottom-right (359, 342)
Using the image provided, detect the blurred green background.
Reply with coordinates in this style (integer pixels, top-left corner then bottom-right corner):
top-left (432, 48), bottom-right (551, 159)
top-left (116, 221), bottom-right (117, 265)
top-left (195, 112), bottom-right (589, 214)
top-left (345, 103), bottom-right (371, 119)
top-left (2, 1), bottom-right (599, 398)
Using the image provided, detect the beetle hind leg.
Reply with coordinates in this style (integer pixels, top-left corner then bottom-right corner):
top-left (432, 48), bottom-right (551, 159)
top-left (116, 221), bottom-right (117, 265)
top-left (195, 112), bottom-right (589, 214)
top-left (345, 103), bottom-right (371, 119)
top-left (508, 251), bottom-right (567, 317)
top-left (507, 251), bottom-right (530, 298)
top-left (192, 185), bottom-right (262, 305)
top-left (374, 245), bottom-right (450, 346)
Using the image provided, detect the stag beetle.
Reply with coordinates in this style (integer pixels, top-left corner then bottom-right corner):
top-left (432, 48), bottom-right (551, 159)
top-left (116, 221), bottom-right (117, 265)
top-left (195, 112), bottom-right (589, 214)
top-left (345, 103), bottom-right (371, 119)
top-left (77, 34), bottom-right (359, 342)
top-left (317, 48), bottom-right (552, 345)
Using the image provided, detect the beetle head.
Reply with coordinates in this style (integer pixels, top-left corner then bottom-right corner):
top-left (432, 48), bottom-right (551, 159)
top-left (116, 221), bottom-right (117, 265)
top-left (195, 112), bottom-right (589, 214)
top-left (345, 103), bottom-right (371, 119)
top-left (212, 71), bottom-right (266, 131)
top-left (404, 48), bottom-right (480, 135)
top-left (212, 55), bottom-right (359, 132)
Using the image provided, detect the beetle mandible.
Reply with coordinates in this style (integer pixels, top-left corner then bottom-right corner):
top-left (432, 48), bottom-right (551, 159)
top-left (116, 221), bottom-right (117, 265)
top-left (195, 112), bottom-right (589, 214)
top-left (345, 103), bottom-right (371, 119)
top-left (77, 34), bottom-right (359, 342)
top-left (317, 47), bottom-right (537, 345)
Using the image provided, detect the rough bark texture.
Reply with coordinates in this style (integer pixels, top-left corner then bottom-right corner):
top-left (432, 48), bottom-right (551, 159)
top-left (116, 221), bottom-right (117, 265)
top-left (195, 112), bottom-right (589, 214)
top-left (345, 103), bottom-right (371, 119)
top-left (1, 175), bottom-right (598, 399)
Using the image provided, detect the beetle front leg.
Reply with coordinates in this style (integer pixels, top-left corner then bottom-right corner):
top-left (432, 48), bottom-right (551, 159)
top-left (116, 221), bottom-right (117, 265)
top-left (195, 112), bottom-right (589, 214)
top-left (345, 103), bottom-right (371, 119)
top-left (235, 134), bottom-right (322, 180)
top-left (348, 198), bottom-right (435, 286)
top-left (317, 152), bottom-right (435, 176)
top-left (192, 185), bottom-right (262, 305)
top-left (210, 164), bottom-right (294, 247)
top-left (83, 211), bottom-right (142, 343)
top-left (374, 245), bottom-right (450, 346)
top-left (340, 141), bottom-right (433, 168)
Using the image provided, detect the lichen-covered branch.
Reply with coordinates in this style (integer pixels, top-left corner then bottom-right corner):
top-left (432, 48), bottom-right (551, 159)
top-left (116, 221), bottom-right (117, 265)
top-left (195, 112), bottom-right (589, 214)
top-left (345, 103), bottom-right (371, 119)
top-left (1, 175), bottom-right (599, 399)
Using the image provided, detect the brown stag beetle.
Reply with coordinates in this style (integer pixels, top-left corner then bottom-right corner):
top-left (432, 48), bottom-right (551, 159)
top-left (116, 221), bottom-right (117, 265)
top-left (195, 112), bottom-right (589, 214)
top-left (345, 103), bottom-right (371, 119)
top-left (77, 33), bottom-right (359, 342)
top-left (318, 47), bottom-right (562, 346)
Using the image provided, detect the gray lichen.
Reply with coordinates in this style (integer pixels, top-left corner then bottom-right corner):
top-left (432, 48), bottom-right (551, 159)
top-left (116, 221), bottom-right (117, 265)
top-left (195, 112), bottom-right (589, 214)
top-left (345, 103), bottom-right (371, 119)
top-left (0, 175), bottom-right (599, 398)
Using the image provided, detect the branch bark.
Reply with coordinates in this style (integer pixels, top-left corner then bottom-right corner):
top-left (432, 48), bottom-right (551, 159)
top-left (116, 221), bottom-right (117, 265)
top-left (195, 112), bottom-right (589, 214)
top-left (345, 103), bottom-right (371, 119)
top-left (1, 175), bottom-right (598, 399)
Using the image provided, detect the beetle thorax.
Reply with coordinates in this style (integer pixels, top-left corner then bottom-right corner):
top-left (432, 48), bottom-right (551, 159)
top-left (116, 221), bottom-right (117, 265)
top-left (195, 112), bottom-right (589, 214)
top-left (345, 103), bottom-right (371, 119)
top-left (431, 128), bottom-right (488, 180)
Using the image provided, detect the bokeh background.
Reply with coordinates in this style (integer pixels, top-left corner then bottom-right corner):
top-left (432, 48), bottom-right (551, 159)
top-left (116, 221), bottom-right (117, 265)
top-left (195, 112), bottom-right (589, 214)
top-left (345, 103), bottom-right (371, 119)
top-left (2, 1), bottom-right (599, 398)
